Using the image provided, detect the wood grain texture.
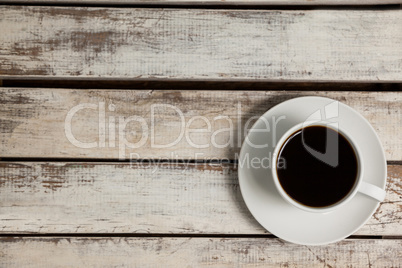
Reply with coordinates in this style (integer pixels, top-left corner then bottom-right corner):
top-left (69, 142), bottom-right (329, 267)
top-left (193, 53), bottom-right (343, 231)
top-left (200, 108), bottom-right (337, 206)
top-left (0, 162), bottom-right (400, 235)
top-left (1, 237), bottom-right (401, 267)
top-left (0, 88), bottom-right (400, 160)
top-left (1, 6), bottom-right (402, 82)
top-left (2, 0), bottom-right (402, 4)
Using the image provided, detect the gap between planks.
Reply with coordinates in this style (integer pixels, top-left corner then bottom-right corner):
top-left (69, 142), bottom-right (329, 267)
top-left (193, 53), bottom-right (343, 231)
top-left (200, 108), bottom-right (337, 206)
top-left (0, 233), bottom-right (389, 240)
top-left (0, 158), bottom-right (400, 166)
top-left (0, 1), bottom-right (401, 7)
top-left (2, 80), bottom-right (402, 91)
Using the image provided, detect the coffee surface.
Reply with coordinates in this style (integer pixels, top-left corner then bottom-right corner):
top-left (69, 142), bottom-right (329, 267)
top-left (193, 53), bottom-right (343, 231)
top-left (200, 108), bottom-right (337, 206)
top-left (277, 126), bottom-right (358, 208)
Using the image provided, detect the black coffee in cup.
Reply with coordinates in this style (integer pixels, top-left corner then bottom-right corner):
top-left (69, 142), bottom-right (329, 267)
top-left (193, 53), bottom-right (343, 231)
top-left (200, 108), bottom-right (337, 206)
top-left (276, 126), bottom-right (358, 208)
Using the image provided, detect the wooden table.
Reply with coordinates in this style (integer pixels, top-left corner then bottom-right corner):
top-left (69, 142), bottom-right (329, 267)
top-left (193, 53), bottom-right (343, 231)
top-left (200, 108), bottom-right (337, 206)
top-left (0, 1), bottom-right (401, 266)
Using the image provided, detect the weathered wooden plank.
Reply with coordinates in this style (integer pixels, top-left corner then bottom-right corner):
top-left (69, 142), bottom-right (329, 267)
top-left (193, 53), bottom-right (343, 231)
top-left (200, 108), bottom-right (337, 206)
top-left (1, 7), bottom-right (401, 82)
top-left (2, 0), bottom-right (402, 5)
top-left (0, 88), bottom-right (400, 160)
top-left (0, 162), bottom-right (400, 235)
top-left (1, 237), bottom-right (401, 267)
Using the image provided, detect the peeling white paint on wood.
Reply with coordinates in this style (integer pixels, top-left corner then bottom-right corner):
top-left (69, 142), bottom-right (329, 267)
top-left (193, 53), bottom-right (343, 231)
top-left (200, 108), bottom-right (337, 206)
top-left (0, 162), bottom-right (400, 235)
top-left (1, 237), bottom-right (401, 267)
top-left (0, 7), bottom-right (401, 81)
top-left (3, 0), bottom-right (402, 5)
top-left (0, 88), bottom-right (400, 160)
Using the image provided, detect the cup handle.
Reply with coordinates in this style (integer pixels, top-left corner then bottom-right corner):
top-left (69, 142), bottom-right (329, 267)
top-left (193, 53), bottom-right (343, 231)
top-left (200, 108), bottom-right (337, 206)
top-left (358, 181), bottom-right (386, 202)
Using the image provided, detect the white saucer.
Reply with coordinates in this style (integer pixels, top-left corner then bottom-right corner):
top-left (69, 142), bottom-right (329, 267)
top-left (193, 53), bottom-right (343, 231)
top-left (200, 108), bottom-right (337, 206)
top-left (238, 96), bottom-right (387, 245)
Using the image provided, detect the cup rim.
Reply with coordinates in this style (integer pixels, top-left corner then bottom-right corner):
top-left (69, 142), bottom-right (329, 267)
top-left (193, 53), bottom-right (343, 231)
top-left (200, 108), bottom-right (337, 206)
top-left (271, 121), bottom-right (364, 214)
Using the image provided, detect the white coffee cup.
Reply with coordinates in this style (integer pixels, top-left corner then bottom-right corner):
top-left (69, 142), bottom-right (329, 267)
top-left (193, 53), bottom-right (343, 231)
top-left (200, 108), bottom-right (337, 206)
top-left (271, 121), bottom-right (386, 213)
